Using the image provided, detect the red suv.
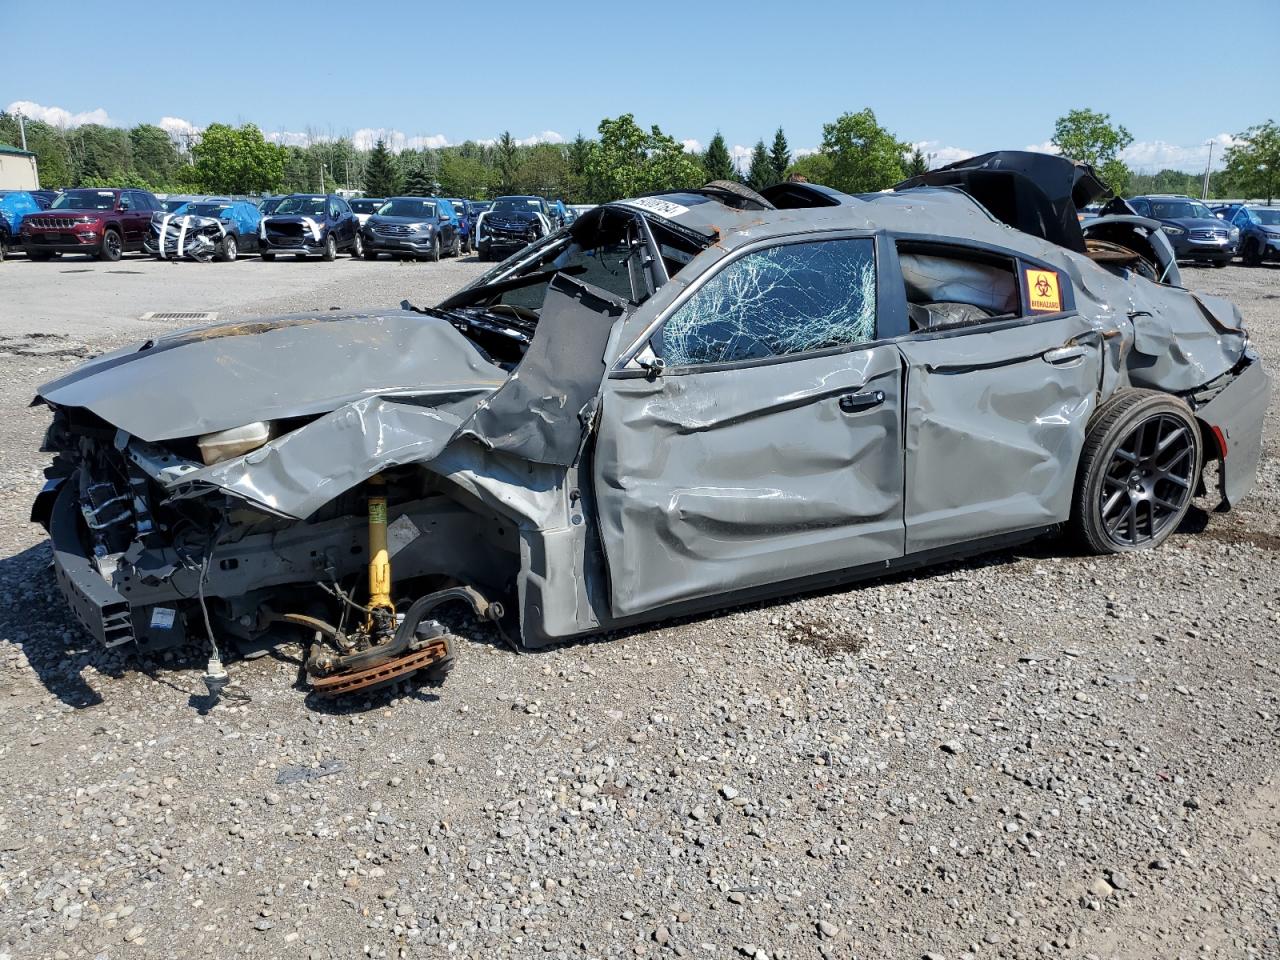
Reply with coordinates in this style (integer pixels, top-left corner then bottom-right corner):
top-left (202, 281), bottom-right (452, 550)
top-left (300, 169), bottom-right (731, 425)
top-left (21, 188), bottom-right (159, 261)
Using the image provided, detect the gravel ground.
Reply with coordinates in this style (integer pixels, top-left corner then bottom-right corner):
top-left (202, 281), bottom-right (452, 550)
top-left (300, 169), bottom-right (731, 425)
top-left (0, 254), bottom-right (1276, 960)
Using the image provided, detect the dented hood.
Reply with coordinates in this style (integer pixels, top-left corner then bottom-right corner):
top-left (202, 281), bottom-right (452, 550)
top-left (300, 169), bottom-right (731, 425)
top-left (35, 310), bottom-right (506, 443)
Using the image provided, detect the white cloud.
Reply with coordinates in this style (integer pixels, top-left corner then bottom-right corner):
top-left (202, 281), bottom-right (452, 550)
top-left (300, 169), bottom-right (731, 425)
top-left (158, 116), bottom-right (201, 143)
top-left (681, 138), bottom-right (702, 154)
top-left (6, 99), bottom-right (110, 128)
top-left (1121, 133), bottom-right (1239, 172)
top-left (351, 128), bottom-right (450, 152)
top-left (730, 144), bottom-right (753, 173)
top-left (1024, 140), bottom-right (1060, 155)
top-left (476, 130), bottom-right (566, 148)
top-left (265, 130), bottom-right (316, 148)
top-left (909, 141), bottom-right (974, 169)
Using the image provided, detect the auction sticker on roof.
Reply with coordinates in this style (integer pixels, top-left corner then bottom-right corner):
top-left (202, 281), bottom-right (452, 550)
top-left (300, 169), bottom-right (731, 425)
top-left (1025, 269), bottom-right (1062, 312)
top-left (617, 197), bottom-right (690, 219)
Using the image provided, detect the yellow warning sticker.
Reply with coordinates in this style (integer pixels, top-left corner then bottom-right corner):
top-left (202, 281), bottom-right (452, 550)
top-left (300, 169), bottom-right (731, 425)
top-left (1026, 269), bottom-right (1062, 312)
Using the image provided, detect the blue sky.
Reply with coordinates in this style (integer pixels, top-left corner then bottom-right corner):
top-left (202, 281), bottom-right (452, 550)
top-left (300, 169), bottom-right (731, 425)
top-left (5, 0), bottom-right (1274, 172)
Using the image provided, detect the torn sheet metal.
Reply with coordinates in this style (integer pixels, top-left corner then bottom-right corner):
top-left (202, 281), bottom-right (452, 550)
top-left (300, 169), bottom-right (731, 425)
top-left (171, 395), bottom-right (484, 519)
top-left (37, 310), bottom-right (505, 442)
top-left (455, 274), bottom-right (626, 466)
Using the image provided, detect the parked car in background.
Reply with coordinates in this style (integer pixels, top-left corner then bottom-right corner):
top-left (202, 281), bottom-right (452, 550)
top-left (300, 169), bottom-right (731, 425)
top-left (1125, 195), bottom-right (1238, 266)
top-left (259, 194), bottom-right (362, 261)
top-left (1231, 205), bottom-right (1280, 267)
top-left (259, 195), bottom-right (286, 216)
top-left (548, 199), bottom-right (569, 229)
top-left (146, 198), bottom-right (261, 262)
top-left (1211, 202), bottom-right (1245, 222)
top-left (362, 196), bottom-right (459, 261)
top-left (349, 197), bottom-right (383, 228)
top-left (473, 195), bottom-right (555, 261)
top-left (28, 189), bottom-right (57, 209)
top-left (20, 188), bottom-right (159, 261)
top-left (445, 198), bottom-right (479, 253)
top-left (0, 190), bottom-right (42, 260)
top-left (158, 194), bottom-right (201, 213)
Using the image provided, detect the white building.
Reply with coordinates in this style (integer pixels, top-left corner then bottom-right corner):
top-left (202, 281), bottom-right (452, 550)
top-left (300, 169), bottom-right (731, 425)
top-left (0, 144), bottom-right (40, 189)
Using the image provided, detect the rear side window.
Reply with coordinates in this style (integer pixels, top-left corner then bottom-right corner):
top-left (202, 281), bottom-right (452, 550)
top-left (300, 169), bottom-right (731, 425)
top-left (655, 238), bottom-right (877, 367)
top-left (897, 242), bottom-right (1021, 331)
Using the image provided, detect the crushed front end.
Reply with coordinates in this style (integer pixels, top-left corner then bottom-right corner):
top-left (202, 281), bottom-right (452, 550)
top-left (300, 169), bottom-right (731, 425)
top-left (144, 213), bottom-right (225, 261)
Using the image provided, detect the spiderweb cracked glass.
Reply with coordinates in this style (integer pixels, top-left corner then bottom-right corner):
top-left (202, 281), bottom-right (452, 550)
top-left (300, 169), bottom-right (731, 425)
top-left (660, 239), bottom-right (876, 367)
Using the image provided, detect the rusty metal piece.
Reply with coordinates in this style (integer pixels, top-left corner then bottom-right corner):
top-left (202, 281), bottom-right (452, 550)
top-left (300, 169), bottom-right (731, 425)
top-left (309, 637), bottom-right (452, 697)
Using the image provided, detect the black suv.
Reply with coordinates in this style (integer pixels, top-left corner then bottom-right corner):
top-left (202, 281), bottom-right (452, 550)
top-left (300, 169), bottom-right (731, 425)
top-left (260, 194), bottom-right (362, 261)
top-left (474, 196), bottom-right (554, 261)
top-left (1125, 195), bottom-right (1238, 267)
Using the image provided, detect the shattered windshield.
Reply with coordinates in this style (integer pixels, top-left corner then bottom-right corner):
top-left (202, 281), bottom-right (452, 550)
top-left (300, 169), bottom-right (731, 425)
top-left (493, 198), bottom-right (541, 214)
top-left (1150, 200), bottom-right (1215, 220)
top-left (187, 203), bottom-right (232, 217)
top-left (51, 190), bottom-right (117, 211)
top-left (378, 199), bottom-right (437, 218)
top-left (274, 196), bottom-right (326, 216)
top-left (656, 238), bottom-right (877, 367)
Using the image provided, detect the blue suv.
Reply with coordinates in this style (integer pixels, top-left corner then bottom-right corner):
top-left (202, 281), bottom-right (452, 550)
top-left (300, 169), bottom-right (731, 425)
top-left (1125, 195), bottom-right (1238, 267)
top-left (1230, 205), bottom-right (1280, 267)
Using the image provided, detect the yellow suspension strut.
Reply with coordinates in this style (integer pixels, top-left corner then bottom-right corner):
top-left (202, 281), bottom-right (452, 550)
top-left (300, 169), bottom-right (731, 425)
top-left (366, 475), bottom-right (395, 631)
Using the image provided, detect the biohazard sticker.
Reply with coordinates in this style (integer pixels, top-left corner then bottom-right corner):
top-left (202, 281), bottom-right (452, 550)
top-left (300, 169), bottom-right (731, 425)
top-left (1026, 269), bottom-right (1062, 313)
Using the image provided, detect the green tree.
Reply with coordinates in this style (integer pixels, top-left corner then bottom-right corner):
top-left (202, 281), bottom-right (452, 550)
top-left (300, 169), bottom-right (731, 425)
top-left (582, 114), bottom-right (702, 203)
top-left (904, 146), bottom-right (931, 178)
top-left (818, 108), bottom-right (910, 193)
top-left (1051, 107), bottom-right (1133, 194)
top-left (192, 123), bottom-right (284, 194)
top-left (68, 124), bottom-right (133, 183)
top-left (517, 143), bottom-right (571, 198)
top-left (363, 138), bottom-right (400, 197)
top-left (402, 161), bottom-right (434, 196)
top-left (129, 123), bottom-right (183, 188)
top-left (1224, 120), bottom-right (1280, 204)
top-left (566, 133), bottom-right (592, 202)
top-left (495, 131), bottom-right (520, 195)
top-left (785, 152), bottom-right (834, 184)
top-left (769, 127), bottom-right (791, 184)
top-left (439, 150), bottom-right (493, 199)
top-left (745, 140), bottom-right (774, 191)
top-left (0, 113), bottom-right (73, 188)
top-left (702, 132), bottom-right (735, 181)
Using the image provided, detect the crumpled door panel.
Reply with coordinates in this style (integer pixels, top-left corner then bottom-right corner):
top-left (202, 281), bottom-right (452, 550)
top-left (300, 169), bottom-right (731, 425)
top-left (595, 346), bottom-right (905, 618)
top-left (898, 316), bottom-right (1103, 553)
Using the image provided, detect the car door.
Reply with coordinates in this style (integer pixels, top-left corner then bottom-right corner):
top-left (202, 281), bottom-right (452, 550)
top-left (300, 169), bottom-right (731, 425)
top-left (593, 234), bottom-right (906, 618)
top-left (891, 240), bottom-right (1104, 554)
top-left (118, 192), bottom-right (140, 246)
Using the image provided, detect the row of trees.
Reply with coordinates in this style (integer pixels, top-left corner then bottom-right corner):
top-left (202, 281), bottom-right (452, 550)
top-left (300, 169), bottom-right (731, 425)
top-left (3, 108), bottom-right (1277, 203)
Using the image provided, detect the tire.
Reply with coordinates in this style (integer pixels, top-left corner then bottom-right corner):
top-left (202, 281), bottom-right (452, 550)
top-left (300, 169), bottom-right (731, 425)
top-left (322, 235), bottom-right (337, 261)
top-left (351, 232), bottom-right (364, 259)
top-left (701, 179), bottom-right (774, 210)
top-left (429, 235), bottom-right (440, 263)
top-left (363, 247), bottom-right (378, 261)
top-left (0, 233), bottom-right (8, 262)
top-left (1070, 389), bottom-right (1202, 554)
top-left (462, 235), bottom-right (471, 254)
top-left (261, 252), bottom-right (275, 262)
top-left (216, 234), bottom-right (238, 262)
top-left (1242, 240), bottom-right (1263, 267)
top-left (99, 229), bottom-right (122, 262)
top-left (451, 233), bottom-right (461, 258)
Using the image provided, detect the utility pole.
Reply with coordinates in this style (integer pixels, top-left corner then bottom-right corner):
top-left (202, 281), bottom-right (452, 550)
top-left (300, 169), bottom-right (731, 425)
top-left (1201, 139), bottom-right (1214, 201)
top-left (320, 162), bottom-right (327, 194)
top-left (17, 110), bottom-right (27, 151)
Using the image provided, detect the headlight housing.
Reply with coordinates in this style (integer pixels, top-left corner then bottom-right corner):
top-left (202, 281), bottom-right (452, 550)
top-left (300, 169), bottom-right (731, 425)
top-left (1229, 227), bottom-right (1240, 241)
top-left (1162, 224), bottom-right (1186, 236)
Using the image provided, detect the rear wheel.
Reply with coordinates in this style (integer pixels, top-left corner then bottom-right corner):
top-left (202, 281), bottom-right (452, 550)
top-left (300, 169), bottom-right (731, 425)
top-left (99, 229), bottom-right (122, 262)
top-left (322, 235), bottom-right (337, 261)
top-left (216, 234), bottom-right (238, 262)
top-left (1071, 390), bottom-right (1201, 554)
top-left (351, 232), bottom-right (364, 258)
top-left (451, 233), bottom-right (461, 257)
top-left (429, 235), bottom-right (440, 263)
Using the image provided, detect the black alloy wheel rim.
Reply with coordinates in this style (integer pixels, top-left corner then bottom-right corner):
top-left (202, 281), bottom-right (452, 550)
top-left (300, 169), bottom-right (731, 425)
top-left (105, 232), bottom-right (121, 257)
top-left (1100, 413), bottom-right (1195, 546)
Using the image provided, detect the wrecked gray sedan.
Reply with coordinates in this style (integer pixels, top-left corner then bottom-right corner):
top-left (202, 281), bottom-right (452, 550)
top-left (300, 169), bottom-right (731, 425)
top-left (32, 152), bottom-right (1270, 697)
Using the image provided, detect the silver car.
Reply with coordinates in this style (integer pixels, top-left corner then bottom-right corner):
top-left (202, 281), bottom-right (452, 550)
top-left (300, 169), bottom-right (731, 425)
top-left (32, 152), bottom-right (1270, 698)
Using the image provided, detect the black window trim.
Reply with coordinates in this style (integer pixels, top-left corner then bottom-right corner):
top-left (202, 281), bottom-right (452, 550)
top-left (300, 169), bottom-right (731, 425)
top-left (888, 231), bottom-right (1079, 343)
top-left (612, 228), bottom-right (885, 376)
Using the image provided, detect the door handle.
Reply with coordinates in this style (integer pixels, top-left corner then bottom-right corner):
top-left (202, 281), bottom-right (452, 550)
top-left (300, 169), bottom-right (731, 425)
top-left (838, 390), bottom-right (885, 413)
top-left (1042, 345), bottom-right (1087, 365)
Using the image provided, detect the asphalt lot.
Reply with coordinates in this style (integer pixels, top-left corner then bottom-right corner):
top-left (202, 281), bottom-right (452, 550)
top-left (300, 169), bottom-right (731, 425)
top-left (0, 254), bottom-right (1276, 960)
